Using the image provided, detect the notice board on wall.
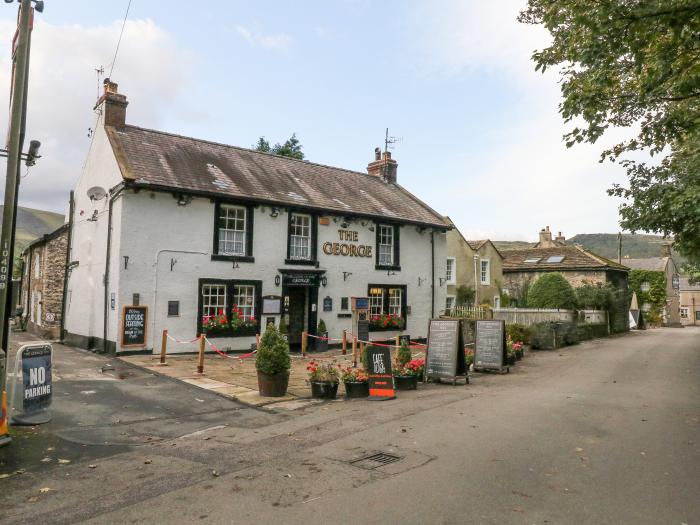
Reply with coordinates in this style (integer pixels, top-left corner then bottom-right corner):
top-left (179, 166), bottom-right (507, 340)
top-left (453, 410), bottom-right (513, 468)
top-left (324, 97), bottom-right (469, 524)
top-left (121, 305), bottom-right (147, 348)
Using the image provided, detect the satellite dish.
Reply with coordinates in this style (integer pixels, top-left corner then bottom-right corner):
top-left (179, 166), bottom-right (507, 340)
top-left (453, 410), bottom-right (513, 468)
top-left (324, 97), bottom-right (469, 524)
top-left (87, 186), bottom-right (107, 201)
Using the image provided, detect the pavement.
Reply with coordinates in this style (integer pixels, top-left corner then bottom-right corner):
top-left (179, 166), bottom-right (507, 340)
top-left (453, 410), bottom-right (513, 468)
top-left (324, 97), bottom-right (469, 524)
top-left (1, 327), bottom-right (698, 524)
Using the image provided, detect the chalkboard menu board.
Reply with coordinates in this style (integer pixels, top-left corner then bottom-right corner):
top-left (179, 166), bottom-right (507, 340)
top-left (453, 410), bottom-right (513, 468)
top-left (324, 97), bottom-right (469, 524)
top-left (357, 319), bottom-right (369, 343)
top-left (474, 320), bottom-right (507, 372)
top-left (367, 345), bottom-right (395, 400)
top-left (121, 306), bottom-right (147, 348)
top-left (425, 319), bottom-right (466, 383)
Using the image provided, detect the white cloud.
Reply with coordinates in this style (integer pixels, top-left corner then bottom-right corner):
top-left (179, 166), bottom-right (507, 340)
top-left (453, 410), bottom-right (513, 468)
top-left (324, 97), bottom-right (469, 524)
top-left (0, 18), bottom-right (195, 213)
top-left (235, 25), bottom-right (293, 51)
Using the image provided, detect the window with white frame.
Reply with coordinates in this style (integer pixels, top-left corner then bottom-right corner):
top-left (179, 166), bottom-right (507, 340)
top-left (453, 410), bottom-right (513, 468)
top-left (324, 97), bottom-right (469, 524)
top-left (369, 287), bottom-right (384, 316)
top-left (218, 204), bottom-right (247, 256)
top-left (445, 295), bottom-right (456, 311)
top-left (388, 288), bottom-right (402, 317)
top-left (680, 307), bottom-right (689, 319)
top-left (202, 284), bottom-right (227, 319)
top-left (289, 213), bottom-right (312, 260)
top-left (377, 225), bottom-right (394, 266)
top-left (480, 259), bottom-right (490, 285)
top-left (641, 282), bottom-right (651, 292)
top-left (446, 257), bottom-right (456, 284)
top-left (233, 284), bottom-right (255, 319)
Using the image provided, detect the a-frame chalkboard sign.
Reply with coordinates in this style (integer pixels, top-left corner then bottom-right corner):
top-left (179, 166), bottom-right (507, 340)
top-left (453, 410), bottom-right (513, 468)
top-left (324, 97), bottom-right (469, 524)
top-left (425, 319), bottom-right (468, 385)
top-left (473, 319), bottom-right (508, 373)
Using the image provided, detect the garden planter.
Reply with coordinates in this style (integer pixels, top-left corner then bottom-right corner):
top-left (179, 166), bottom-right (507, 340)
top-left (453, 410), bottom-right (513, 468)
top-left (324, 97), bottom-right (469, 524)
top-left (507, 354), bottom-right (516, 366)
top-left (344, 381), bottom-right (369, 399)
top-left (394, 374), bottom-right (418, 390)
top-left (257, 370), bottom-right (289, 397)
top-left (311, 381), bottom-right (339, 399)
top-left (314, 333), bottom-right (328, 352)
top-left (515, 349), bottom-right (523, 361)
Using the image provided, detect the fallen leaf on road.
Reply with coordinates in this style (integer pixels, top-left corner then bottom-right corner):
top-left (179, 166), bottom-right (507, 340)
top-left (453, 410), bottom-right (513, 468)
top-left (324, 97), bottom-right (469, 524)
top-left (39, 487), bottom-right (52, 493)
top-left (40, 457), bottom-right (51, 463)
top-left (88, 464), bottom-right (97, 469)
top-left (46, 447), bottom-right (55, 451)
top-left (15, 469), bottom-right (26, 474)
top-left (575, 448), bottom-right (584, 452)
top-left (27, 496), bottom-right (38, 503)
top-left (144, 459), bottom-right (152, 464)
top-left (0, 473), bottom-right (11, 479)
top-left (640, 452), bottom-right (646, 456)
top-left (212, 470), bottom-right (220, 477)
top-left (511, 507), bottom-right (524, 513)
top-left (284, 473), bottom-right (292, 478)
top-left (195, 398), bottom-right (204, 403)
top-left (57, 459), bottom-right (71, 465)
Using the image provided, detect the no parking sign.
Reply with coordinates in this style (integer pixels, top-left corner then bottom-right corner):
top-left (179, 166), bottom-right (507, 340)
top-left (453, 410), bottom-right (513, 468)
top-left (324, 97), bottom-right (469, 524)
top-left (10, 343), bottom-right (52, 425)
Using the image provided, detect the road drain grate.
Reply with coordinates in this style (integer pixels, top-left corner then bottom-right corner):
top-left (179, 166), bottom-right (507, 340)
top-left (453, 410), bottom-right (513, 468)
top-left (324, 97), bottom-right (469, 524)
top-left (350, 452), bottom-right (402, 470)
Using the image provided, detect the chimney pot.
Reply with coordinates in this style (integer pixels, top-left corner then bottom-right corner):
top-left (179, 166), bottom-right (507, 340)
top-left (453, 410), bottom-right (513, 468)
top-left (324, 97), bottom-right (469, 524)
top-left (94, 78), bottom-right (128, 128)
top-left (367, 147), bottom-right (398, 183)
top-left (374, 147), bottom-right (381, 161)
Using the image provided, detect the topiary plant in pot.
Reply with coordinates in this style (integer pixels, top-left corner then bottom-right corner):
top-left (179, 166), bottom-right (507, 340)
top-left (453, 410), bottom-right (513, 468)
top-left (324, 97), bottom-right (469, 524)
top-left (256, 324), bottom-right (291, 397)
top-left (315, 319), bottom-right (328, 352)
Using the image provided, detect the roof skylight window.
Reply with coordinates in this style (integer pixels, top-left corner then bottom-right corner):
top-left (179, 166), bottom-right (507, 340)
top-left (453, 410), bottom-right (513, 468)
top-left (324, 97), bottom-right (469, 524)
top-left (524, 258), bottom-right (540, 263)
top-left (546, 255), bottom-right (565, 263)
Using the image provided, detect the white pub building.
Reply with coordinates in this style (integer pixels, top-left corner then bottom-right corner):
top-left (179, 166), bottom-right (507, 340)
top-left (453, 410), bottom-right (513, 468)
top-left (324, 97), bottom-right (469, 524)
top-left (64, 81), bottom-right (449, 354)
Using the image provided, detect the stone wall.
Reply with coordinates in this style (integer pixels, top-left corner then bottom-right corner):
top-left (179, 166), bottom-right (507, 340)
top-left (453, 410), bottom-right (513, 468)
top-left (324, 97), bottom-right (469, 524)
top-left (21, 226), bottom-right (68, 340)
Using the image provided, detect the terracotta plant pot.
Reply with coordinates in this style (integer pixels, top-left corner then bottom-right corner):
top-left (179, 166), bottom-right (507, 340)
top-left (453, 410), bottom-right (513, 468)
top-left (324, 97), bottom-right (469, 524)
top-left (311, 381), bottom-right (339, 399)
top-left (257, 370), bottom-right (289, 397)
top-left (394, 374), bottom-right (418, 390)
top-left (344, 381), bottom-right (369, 399)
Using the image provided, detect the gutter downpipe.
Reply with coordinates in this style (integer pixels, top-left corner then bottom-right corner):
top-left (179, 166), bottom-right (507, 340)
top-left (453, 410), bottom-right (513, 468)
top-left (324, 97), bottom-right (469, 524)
top-left (60, 191), bottom-right (74, 341)
top-left (102, 184), bottom-right (125, 354)
top-left (430, 231), bottom-right (435, 318)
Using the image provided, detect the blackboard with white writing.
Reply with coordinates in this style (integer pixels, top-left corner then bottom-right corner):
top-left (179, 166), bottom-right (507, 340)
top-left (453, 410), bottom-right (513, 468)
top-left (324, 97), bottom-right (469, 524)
top-left (121, 305), bottom-right (147, 348)
top-left (357, 319), bottom-right (369, 343)
top-left (474, 320), bottom-right (507, 371)
top-left (367, 345), bottom-right (395, 400)
top-left (426, 319), bottom-right (466, 383)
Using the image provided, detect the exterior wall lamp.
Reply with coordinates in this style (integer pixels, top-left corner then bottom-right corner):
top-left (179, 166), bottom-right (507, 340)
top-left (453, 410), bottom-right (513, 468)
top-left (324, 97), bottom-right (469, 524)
top-left (274, 274), bottom-right (281, 286)
top-left (270, 207), bottom-right (280, 218)
top-left (321, 276), bottom-right (327, 287)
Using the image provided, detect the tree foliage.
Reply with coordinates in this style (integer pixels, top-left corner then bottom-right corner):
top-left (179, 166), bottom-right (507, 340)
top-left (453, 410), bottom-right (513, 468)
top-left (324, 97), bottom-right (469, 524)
top-left (527, 273), bottom-right (578, 310)
top-left (253, 133), bottom-right (305, 160)
top-left (519, 1), bottom-right (700, 264)
top-left (455, 285), bottom-right (475, 307)
top-left (575, 281), bottom-right (615, 309)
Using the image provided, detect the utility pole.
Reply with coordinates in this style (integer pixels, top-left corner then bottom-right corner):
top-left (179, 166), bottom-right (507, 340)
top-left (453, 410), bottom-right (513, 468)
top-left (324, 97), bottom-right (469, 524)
top-left (0, 0), bottom-right (41, 447)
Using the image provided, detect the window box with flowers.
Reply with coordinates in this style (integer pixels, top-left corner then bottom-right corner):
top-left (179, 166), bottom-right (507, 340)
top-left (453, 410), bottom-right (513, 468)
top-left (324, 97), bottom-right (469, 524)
top-left (198, 279), bottom-right (262, 338)
top-left (367, 284), bottom-right (407, 332)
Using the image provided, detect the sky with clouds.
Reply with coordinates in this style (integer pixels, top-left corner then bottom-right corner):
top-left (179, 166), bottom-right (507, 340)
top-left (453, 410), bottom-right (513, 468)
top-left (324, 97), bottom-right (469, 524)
top-left (0, 0), bottom-right (631, 241)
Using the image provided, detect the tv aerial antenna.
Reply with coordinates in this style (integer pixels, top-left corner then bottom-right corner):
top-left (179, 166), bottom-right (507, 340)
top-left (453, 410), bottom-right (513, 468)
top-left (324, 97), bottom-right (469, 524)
top-left (95, 65), bottom-right (104, 100)
top-left (384, 128), bottom-right (403, 153)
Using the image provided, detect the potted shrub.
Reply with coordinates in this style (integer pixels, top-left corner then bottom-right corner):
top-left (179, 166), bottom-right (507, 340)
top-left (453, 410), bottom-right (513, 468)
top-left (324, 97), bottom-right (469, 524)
top-left (512, 340), bottom-right (524, 360)
top-left (393, 341), bottom-right (419, 390)
top-left (506, 337), bottom-right (517, 366)
top-left (341, 366), bottom-right (369, 398)
top-left (307, 360), bottom-right (340, 399)
top-left (315, 319), bottom-right (328, 352)
top-left (256, 324), bottom-right (291, 397)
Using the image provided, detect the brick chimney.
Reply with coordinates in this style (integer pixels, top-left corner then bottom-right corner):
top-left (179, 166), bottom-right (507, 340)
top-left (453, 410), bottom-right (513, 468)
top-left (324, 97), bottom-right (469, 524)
top-left (94, 78), bottom-right (128, 128)
top-left (367, 147), bottom-right (398, 184)
top-left (555, 231), bottom-right (566, 243)
top-left (661, 243), bottom-right (672, 258)
top-left (538, 226), bottom-right (553, 247)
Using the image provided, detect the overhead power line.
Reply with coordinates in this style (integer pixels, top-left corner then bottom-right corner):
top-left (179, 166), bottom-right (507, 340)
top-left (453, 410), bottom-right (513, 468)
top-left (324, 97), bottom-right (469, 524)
top-left (108, 0), bottom-right (133, 78)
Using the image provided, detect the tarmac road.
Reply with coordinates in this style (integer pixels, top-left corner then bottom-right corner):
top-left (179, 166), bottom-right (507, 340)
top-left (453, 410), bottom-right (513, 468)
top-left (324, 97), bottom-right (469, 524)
top-left (2, 327), bottom-right (699, 524)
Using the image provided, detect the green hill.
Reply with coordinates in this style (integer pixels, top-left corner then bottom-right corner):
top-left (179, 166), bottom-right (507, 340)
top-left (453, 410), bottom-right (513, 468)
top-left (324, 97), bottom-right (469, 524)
top-left (0, 205), bottom-right (65, 253)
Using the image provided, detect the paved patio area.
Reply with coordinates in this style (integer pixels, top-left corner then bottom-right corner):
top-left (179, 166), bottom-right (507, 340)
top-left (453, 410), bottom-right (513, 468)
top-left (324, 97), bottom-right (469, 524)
top-left (120, 349), bottom-right (381, 407)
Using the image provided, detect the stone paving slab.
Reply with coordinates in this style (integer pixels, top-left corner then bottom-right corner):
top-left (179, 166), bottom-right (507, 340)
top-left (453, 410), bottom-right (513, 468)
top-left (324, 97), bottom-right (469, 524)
top-left (120, 349), bottom-right (367, 407)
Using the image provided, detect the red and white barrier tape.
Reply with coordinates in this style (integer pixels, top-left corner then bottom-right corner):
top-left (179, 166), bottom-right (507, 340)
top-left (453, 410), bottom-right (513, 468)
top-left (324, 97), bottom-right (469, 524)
top-left (204, 337), bottom-right (257, 360)
top-left (166, 333), bottom-right (201, 345)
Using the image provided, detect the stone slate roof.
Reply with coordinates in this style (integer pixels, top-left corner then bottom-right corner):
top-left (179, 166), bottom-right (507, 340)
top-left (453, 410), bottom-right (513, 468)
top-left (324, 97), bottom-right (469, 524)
top-left (679, 277), bottom-right (700, 291)
top-left (502, 245), bottom-right (629, 272)
top-left (466, 240), bottom-right (487, 250)
top-left (622, 257), bottom-right (668, 272)
top-left (107, 125), bottom-right (449, 228)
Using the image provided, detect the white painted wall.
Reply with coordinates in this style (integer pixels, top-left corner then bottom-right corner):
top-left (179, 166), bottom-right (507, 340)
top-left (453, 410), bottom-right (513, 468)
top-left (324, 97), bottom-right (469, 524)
top-left (113, 190), bottom-right (447, 354)
top-left (64, 111), bottom-right (125, 347)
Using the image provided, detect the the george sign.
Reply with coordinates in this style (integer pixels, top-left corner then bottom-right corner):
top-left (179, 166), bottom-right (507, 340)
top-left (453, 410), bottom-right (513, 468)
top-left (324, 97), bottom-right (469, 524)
top-left (321, 230), bottom-right (373, 258)
top-left (366, 345), bottom-right (395, 400)
top-left (121, 305), bottom-right (147, 348)
top-left (323, 296), bottom-right (332, 312)
top-left (283, 273), bottom-right (319, 287)
top-left (474, 320), bottom-right (507, 372)
top-left (357, 319), bottom-right (369, 343)
top-left (9, 344), bottom-right (52, 425)
top-left (425, 319), bottom-right (467, 383)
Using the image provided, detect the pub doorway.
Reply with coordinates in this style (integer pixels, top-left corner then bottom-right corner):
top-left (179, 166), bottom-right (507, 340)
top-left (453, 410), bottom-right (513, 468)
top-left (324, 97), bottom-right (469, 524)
top-left (281, 272), bottom-right (321, 352)
top-left (286, 287), bottom-right (307, 351)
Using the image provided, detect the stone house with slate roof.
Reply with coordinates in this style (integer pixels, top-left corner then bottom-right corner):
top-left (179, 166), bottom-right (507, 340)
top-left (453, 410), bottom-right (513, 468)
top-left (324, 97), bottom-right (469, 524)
top-left (679, 277), bottom-right (700, 326)
top-left (623, 244), bottom-right (681, 326)
top-left (444, 217), bottom-right (504, 310)
top-left (64, 80), bottom-right (450, 354)
top-left (502, 239), bottom-right (630, 332)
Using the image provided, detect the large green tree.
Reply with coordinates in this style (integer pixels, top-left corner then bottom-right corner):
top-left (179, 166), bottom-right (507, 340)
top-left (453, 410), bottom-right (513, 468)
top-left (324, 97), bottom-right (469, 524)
top-left (253, 133), bottom-right (305, 160)
top-left (519, 1), bottom-right (700, 271)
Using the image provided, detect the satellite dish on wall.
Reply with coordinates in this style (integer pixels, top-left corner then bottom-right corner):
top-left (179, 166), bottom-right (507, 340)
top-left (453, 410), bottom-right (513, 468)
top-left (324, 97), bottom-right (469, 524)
top-left (87, 186), bottom-right (107, 201)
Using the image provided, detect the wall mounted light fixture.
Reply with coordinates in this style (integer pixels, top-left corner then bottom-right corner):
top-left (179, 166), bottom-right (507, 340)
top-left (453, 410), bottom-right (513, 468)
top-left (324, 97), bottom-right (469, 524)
top-left (270, 207), bottom-right (280, 218)
top-left (321, 276), bottom-right (328, 287)
top-left (275, 274), bottom-right (281, 286)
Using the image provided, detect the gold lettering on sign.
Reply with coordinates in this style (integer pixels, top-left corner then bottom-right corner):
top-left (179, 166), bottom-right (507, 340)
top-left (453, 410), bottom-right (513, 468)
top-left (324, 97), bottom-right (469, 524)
top-left (321, 239), bottom-right (372, 258)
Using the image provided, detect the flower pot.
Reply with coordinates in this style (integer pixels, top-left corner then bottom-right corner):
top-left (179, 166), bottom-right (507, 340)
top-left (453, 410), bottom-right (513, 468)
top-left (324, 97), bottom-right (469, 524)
top-left (507, 354), bottom-right (516, 366)
top-left (394, 374), bottom-right (418, 390)
top-left (344, 381), bottom-right (369, 399)
top-left (315, 333), bottom-right (328, 352)
top-left (257, 370), bottom-right (290, 397)
top-left (311, 381), bottom-right (339, 399)
top-left (515, 349), bottom-right (523, 360)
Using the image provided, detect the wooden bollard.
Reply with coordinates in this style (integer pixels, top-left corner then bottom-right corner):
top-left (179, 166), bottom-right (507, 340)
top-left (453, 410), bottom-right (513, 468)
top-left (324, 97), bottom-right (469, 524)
top-left (197, 334), bottom-right (206, 374)
top-left (301, 331), bottom-right (308, 357)
top-left (256, 333), bottom-right (260, 350)
top-left (395, 335), bottom-right (400, 362)
top-left (342, 330), bottom-right (347, 355)
top-left (352, 336), bottom-right (358, 367)
top-left (159, 329), bottom-right (168, 365)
